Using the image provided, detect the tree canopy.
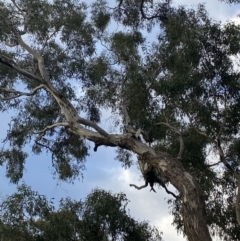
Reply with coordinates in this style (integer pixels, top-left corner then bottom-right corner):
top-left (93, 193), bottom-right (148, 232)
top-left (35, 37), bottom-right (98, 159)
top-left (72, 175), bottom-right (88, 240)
top-left (0, 185), bottom-right (162, 240)
top-left (0, 0), bottom-right (240, 240)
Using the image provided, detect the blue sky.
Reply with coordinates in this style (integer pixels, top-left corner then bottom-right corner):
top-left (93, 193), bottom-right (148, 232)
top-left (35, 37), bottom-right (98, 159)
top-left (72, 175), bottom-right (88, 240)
top-left (1, 1), bottom-right (240, 241)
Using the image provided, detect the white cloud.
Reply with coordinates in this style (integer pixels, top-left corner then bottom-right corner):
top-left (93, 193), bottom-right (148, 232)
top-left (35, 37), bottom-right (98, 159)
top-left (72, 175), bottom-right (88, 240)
top-left (158, 215), bottom-right (185, 241)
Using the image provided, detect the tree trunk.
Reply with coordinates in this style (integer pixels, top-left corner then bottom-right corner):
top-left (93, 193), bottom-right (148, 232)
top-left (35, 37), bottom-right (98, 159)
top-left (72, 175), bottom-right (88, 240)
top-left (236, 180), bottom-right (240, 226)
top-left (143, 150), bottom-right (212, 241)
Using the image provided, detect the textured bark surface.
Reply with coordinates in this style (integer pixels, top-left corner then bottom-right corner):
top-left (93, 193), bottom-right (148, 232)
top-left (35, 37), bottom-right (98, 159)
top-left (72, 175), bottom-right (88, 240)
top-left (236, 181), bottom-right (240, 226)
top-left (145, 151), bottom-right (211, 241)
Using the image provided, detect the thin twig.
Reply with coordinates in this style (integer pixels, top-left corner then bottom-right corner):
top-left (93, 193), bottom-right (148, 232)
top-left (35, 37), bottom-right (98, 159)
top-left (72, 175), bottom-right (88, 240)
top-left (0, 85), bottom-right (45, 100)
top-left (33, 122), bottom-right (70, 134)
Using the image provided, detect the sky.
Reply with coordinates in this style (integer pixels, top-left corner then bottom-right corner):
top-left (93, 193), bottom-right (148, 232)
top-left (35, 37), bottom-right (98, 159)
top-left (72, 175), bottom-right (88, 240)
top-left (0, 1), bottom-right (240, 241)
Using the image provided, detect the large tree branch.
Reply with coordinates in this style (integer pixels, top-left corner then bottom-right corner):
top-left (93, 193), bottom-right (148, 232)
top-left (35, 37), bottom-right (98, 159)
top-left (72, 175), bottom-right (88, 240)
top-left (34, 114), bottom-right (110, 140)
top-left (2, 37), bottom-right (105, 134)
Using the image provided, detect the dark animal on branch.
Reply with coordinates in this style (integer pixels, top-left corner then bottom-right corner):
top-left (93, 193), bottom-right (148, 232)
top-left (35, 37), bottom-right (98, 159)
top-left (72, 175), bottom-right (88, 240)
top-left (130, 167), bottom-right (177, 198)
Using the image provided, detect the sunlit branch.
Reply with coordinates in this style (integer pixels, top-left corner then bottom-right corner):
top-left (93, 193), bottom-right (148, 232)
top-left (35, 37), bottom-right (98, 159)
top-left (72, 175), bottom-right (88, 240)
top-left (5, 35), bottom-right (108, 138)
top-left (0, 85), bottom-right (45, 100)
top-left (33, 119), bottom-right (109, 142)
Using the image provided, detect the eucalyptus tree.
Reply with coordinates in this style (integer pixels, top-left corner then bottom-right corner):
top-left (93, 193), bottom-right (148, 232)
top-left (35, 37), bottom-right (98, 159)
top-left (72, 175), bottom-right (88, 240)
top-left (0, 0), bottom-right (240, 241)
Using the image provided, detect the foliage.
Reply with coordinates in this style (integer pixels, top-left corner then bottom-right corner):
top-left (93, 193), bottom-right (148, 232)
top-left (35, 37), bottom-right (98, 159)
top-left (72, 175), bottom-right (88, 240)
top-left (0, 185), bottom-right (162, 241)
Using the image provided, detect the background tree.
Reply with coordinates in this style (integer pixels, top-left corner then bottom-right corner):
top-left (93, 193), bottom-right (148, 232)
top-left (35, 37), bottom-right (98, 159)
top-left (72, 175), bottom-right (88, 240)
top-left (0, 0), bottom-right (240, 240)
top-left (0, 184), bottom-right (162, 241)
